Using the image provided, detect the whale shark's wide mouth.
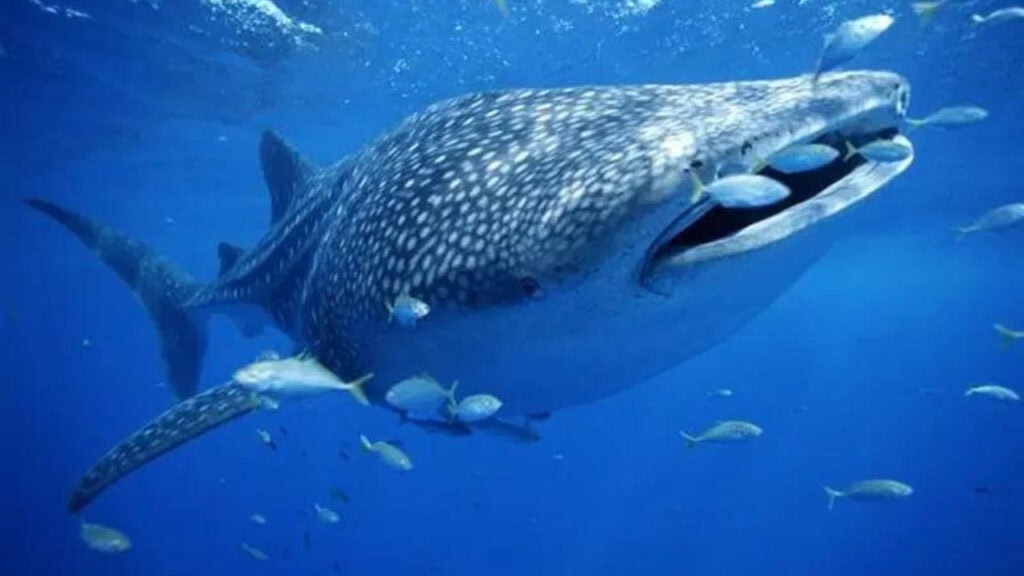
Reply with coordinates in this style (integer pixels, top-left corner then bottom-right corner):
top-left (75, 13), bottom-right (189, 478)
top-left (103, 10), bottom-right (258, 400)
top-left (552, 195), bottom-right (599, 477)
top-left (642, 120), bottom-right (913, 279)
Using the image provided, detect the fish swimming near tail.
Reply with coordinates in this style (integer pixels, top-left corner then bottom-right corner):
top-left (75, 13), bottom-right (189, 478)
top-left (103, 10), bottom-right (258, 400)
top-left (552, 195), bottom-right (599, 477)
top-left (29, 130), bottom-right (336, 513)
top-left (31, 70), bottom-right (914, 513)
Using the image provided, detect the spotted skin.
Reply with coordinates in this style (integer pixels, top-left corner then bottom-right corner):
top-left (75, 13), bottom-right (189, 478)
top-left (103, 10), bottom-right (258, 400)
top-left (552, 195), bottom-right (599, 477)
top-left (303, 72), bottom-right (909, 388)
top-left (30, 71), bottom-right (911, 513)
top-left (190, 168), bottom-right (343, 336)
top-left (188, 135), bottom-right (353, 337)
top-left (67, 383), bottom-right (261, 513)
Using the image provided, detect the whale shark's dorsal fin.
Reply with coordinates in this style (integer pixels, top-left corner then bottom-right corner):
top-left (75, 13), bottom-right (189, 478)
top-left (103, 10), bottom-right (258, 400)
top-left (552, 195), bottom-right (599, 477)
top-left (260, 130), bottom-right (314, 225)
top-left (217, 242), bottom-right (247, 277)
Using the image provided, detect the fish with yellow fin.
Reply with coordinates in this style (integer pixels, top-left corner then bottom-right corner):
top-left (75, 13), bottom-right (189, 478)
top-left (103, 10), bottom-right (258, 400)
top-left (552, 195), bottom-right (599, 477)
top-left (360, 434), bottom-right (414, 470)
top-left (234, 353), bottom-right (371, 406)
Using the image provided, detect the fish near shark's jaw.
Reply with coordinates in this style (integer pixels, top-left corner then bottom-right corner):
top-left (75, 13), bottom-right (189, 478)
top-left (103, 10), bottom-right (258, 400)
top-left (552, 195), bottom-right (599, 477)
top-left (639, 70), bottom-right (912, 288)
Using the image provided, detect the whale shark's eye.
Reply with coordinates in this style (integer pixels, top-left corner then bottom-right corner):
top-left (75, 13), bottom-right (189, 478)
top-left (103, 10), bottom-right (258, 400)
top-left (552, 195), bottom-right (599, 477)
top-left (520, 277), bottom-right (542, 298)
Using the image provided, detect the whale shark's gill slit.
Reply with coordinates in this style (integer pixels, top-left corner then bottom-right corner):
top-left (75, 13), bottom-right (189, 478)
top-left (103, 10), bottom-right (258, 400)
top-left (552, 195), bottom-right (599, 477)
top-left (649, 127), bottom-right (898, 264)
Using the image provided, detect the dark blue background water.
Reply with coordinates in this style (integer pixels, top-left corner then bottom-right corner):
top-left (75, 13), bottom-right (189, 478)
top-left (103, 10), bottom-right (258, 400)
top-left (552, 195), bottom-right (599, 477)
top-left (3, 1), bottom-right (1022, 574)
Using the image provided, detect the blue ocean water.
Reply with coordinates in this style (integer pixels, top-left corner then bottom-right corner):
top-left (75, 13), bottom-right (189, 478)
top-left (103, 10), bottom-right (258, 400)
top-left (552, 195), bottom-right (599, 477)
top-left (3, 1), bottom-right (1023, 575)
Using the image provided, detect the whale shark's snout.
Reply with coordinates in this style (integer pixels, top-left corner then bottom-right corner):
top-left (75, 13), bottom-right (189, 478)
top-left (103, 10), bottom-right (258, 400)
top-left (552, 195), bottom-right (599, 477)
top-left (631, 70), bottom-right (912, 289)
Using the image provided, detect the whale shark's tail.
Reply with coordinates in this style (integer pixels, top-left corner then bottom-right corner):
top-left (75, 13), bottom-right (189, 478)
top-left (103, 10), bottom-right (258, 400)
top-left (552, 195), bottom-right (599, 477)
top-left (26, 132), bottom-right (332, 514)
top-left (25, 200), bottom-right (268, 513)
top-left (26, 199), bottom-right (208, 401)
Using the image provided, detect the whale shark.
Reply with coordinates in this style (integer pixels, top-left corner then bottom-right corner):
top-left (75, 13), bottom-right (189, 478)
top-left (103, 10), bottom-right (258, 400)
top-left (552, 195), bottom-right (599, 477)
top-left (29, 70), bottom-right (914, 513)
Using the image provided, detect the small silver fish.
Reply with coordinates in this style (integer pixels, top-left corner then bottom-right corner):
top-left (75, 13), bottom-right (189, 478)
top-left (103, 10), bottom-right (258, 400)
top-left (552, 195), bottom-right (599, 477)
top-left (680, 420), bottom-right (763, 447)
top-left (844, 139), bottom-right (913, 163)
top-left (241, 541), bottom-right (269, 561)
top-left (386, 375), bottom-right (458, 413)
top-left (691, 172), bottom-right (790, 208)
top-left (824, 479), bottom-right (913, 511)
top-left (815, 14), bottom-right (894, 79)
top-left (705, 388), bottom-right (734, 398)
top-left (248, 513), bottom-right (267, 525)
top-left (256, 428), bottom-right (276, 451)
top-left (386, 293), bottom-right (430, 326)
top-left (757, 143), bottom-right (839, 174)
top-left (234, 355), bottom-right (371, 405)
top-left (972, 7), bottom-right (1024, 26)
top-left (907, 106), bottom-right (988, 129)
top-left (955, 203), bottom-right (1024, 236)
top-left (449, 394), bottom-right (504, 423)
top-left (314, 503), bottom-right (340, 524)
top-left (965, 384), bottom-right (1020, 402)
top-left (80, 522), bottom-right (131, 553)
top-left (360, 434), bottom-right (414, 470)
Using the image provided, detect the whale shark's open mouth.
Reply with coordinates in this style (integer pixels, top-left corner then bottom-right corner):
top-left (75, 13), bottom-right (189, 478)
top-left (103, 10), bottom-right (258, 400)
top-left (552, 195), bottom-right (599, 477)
top-left (642, 121), bottom-right (913, 279)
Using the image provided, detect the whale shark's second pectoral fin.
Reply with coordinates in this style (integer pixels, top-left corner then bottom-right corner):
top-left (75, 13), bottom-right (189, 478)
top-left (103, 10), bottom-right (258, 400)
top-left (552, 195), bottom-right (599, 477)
top-left (67, 383), bottom-right (262, 514)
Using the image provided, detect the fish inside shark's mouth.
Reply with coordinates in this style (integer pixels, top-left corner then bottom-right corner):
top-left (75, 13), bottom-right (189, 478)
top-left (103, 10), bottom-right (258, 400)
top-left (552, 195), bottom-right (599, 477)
top-left (643, 123), bottom-right (908, 278)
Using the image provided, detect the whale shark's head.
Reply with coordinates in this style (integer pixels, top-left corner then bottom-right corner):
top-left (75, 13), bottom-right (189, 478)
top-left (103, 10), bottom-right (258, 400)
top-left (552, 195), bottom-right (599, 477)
top-left (630, 70), bottom-right (913, 292)
top-left (332, 69), bottom-right (911, 308)
top-left (546, 69), bottom-right (913, 293)
top-left (315, 70), bottom-right (913, 411)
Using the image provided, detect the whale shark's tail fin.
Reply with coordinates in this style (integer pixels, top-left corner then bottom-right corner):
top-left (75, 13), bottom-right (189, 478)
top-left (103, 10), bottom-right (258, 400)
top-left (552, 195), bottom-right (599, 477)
top-left (67, 382), bottom-right (262, 513)
top-left (25, 199), bottom-right (208, 400)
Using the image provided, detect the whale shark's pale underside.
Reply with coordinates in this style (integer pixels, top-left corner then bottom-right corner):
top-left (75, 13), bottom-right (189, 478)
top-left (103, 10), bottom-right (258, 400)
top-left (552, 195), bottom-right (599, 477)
top-left (29, 70), bottom-right (914, 513)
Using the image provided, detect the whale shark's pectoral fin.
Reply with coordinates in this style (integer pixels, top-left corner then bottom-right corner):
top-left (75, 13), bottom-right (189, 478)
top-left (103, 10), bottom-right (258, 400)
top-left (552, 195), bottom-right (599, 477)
top-left (67, 383), bottom-right (262, 514)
